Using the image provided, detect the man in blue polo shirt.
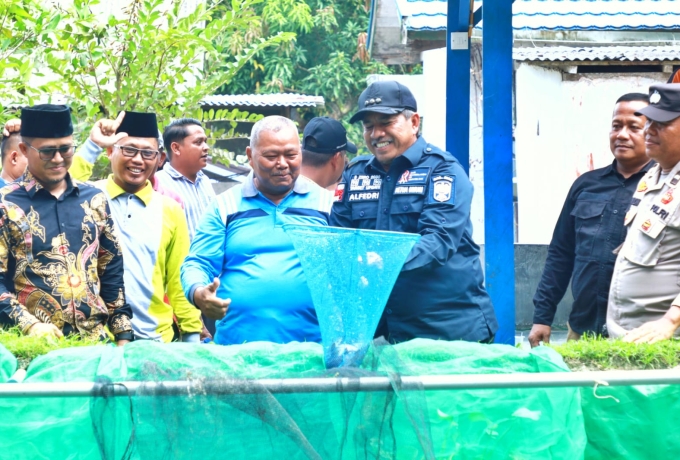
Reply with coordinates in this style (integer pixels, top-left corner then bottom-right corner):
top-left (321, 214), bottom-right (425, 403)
top-left (181, 115), bottom-right (333, 345)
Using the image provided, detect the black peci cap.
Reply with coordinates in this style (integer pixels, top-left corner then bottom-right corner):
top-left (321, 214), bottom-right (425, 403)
top-left (636, 83), bottom-right (680, 122)
top-left (302, 117), bottom-right (357, 154)
top-left (20, 104), bottom-right (73, 138)
top-left (116, 111), bottom-right (159, 138)
top-left (349, 81), bottom-right (418, 123)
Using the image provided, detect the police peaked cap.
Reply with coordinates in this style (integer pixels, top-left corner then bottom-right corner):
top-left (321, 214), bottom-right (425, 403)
top-left (349, 81), bottom-right (418, 123)
top-left (116, 111), bottom-right (159, 139)
top-left (636, 83), bottom-right (680, 123)
top-left (20, 104), bottom-right (74, 138)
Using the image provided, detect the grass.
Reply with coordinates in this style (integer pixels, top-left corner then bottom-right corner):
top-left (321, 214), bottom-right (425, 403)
top-left (0, 327), bottom-right (104, 369)
top-left (2, 327), bottom-right (680, 372)
top-left (551, 335), bottom-right (680, 371)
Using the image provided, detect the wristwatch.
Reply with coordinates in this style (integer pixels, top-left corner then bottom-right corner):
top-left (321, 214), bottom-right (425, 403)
top-left (114, 331), bottom-right (135, 342)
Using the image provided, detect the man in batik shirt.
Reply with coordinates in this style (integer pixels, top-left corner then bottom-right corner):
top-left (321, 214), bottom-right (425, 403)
top-left (0, 104), bottom-right (133, 344)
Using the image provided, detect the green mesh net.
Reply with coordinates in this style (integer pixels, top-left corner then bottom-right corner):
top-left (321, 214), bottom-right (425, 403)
top-left (284, 225), bottom-right (419, 368)
top-left (0, 339), bottom-right (586, 459)
top-left (580, 383), bottom-right (680, 459)
top-left (0, 344), bottom-right (16, 383)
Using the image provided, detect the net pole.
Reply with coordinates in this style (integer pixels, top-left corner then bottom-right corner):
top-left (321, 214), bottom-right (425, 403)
top-left (1, 369), bottom-right (680, 397)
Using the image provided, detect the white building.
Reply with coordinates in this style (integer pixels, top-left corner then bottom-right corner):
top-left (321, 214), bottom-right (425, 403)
top-left (366, 0), bottom-right (680, 244)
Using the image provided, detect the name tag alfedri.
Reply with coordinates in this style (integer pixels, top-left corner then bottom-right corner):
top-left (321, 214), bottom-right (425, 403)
top-left (348, 191), bottom-right (380, 202)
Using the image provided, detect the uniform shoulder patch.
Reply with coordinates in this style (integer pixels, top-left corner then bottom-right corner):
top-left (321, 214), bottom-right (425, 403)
top-left (430, 175), bottom-right (455, 204)
top-left (333, 183), bottom-right (345, 202)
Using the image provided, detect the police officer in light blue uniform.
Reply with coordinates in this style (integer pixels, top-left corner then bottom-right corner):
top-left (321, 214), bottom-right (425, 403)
top-left (331, 81), bottom-right (498, 343)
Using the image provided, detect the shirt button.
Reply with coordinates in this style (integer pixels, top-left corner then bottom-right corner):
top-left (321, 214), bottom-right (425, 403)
top-left (383, 208), bottom-right (388, 214)
top-left (426, 148), bottom-right (432, 152)
top-left (359, 211), bottom-right (365, 217)
top-left (386, 176), bottom-right (391, 182)
top-left (403, 205), bottom-right (408, 211)
top-left (386, 309), bottom-right (392, 314)
top-left (613, 210), bottom-right (618, 214)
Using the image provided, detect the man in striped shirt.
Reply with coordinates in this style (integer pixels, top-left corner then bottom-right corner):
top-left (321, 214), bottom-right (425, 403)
top-left (156, 118), bottom-right (216, 240)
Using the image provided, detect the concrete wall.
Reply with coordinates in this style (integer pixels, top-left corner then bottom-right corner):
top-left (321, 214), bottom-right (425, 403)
top-left (514, 244), bottom-right (571, 329)
top-left (515, 64), bottom-right (663, 243)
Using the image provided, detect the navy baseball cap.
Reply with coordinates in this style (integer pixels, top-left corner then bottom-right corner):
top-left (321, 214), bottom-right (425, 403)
top-left (636, 83), bottom-right (680, 122)
top-left (349, 81), bottom-right (418, 123)
top-left (302, 117), bottom-right (357, 154)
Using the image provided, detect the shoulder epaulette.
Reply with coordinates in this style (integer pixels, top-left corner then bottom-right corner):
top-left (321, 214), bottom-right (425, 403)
top-left (349, 154), bottom-right (372, 165)
top-left (423, 144), bottom-right (455, 161)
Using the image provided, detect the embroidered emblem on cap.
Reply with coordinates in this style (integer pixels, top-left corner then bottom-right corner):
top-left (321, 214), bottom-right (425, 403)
top-left (650, 91), bottom-right (661, 105)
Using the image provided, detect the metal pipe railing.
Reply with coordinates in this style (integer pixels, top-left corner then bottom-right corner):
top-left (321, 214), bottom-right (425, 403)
top-left (0, 369), bottom-right (679, 398)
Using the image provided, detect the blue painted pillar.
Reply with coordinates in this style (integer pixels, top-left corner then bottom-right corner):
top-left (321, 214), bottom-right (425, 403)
top-left (482, 1), bottom-right (515, 344)
top-left (446, 0), bottom-right (470, 174)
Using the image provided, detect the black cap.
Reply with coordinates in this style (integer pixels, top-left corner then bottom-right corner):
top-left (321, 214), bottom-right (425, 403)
top-left (20, 104), bottom-right (73, 138)
top-left (116, 111), bottom-right (159, 138)
top-left (302, 117), bottom-right (357, 154)
top-left (349, 81), bottom-right (417, 123)
top-left (636, 84), bottom-right (680, 122)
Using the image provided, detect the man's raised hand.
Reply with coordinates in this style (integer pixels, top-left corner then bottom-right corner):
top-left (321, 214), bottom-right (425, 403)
top-left (90, 111), bottom-right (128, 148)
top-left (3, 119), bottom-right (20, 137)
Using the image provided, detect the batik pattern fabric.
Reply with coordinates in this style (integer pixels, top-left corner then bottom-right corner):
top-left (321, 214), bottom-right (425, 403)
top-left (0, 171), bottom-right (133, 339)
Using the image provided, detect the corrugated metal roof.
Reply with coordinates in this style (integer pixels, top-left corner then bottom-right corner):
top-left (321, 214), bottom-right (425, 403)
top-left (201, 93), bottom-right (324, 108)
top-left (514, 45), bottom-right (680, 62)
top-left (392, 0), bottom-right (680, 32)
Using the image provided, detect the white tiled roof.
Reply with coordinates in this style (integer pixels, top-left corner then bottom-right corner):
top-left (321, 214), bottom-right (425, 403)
top-left (201, 93), bottom-right (324, 108)
top-left (392, 0), bottom-right (680, 32)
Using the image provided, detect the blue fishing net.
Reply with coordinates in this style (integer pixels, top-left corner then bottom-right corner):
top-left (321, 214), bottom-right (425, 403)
top-left (284, 225), bottom-right (419, 368)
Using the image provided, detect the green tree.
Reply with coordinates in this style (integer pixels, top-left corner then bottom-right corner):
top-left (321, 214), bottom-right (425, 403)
top-left (43, 0), bottom-right (294, 129)
top-left (221, 0), bottom-right (420, 149)
top-left (0, 0), bottom-right (60, 112)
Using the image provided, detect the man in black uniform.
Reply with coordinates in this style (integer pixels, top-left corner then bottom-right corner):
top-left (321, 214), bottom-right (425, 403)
top-left (529, 93), bottom-right (652, 346)
top-left (330, 81), bottom-right (498, 343)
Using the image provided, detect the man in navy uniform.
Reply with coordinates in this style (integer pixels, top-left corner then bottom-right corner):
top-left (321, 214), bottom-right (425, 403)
top-left (529, 93), bottom-right (652, 346)
top-left (331, 81), bottom-right (498, 343)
